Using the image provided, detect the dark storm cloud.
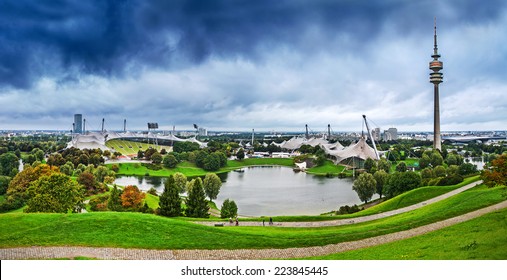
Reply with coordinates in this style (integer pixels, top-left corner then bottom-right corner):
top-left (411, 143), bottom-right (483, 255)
top-left (2, 0), bottom-right (507, 131)
top-left (1, 0), bottom-right (506, 89)
top-left (0, 0), bottom-right (474, 89)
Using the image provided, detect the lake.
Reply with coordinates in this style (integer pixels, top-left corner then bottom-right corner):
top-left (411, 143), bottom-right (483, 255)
top-left (115, 166), bottom-right (372, 216)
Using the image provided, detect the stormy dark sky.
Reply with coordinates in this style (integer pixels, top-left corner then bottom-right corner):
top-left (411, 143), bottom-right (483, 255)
top-left (1, 0), bottom-right (506, 132)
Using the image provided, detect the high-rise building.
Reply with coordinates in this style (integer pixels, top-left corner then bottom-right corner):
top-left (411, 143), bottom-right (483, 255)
top-left (382, 128), bottom-right (398, 141)
top-left (372, 128), bottom-right (381, 141)
top-left (198, 127), bottom-right (207, 136)
top-left (74, 114), bottom-right (83, 134)
top-left (429, 19), bottom-right (443, 151)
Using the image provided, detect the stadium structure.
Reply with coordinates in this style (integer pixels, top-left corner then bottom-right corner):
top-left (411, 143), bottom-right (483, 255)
top-left (67, 131), bottom-right (206, 153)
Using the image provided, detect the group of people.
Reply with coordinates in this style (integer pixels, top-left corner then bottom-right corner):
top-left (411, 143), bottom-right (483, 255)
top-left (228, 217), bottom-right (274, 226)
top-left (229, 217), bottom-right (239, 226)
top-left (262, 217), bottom-right (273, 226)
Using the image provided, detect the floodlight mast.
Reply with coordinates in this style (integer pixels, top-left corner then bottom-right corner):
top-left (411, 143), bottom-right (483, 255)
top-left (362, 115), bottom-right (380, 160)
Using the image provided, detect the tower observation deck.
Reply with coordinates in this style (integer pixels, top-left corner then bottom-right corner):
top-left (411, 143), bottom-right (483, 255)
top-left (429, 19), bottom-right (443, 151)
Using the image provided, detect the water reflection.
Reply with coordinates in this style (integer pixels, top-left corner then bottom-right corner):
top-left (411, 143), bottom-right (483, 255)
top-left (115, 166), bottom-right (369, 216)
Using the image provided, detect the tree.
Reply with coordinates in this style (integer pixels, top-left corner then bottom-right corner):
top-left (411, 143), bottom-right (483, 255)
top-left (482, 154), bottom-right (507, 187)
top-left (121, 185), bottom-right (145, 211)
top-left (185, 178), bottom-right (209, 218)
top-left (384, 171), bottom-right (422, 198)
top-left (78, 171), bottom-right (98, 195)
top-left (419, 154), bottom-right (431, 169)
top-left (94, 166), bottom-right (110, 183)
top-left (460, 163), bottom-right (478, 176)
top-left (445, 153), bottom-right (458, 166)
top-left (236, 149), bottom-right (245, 160)
top-left (173, 172), bottom-right (188, 193)
top-left (203, 153), bottom-right (221, 171)
top-left (137, 150), bottom-right (144, 159)
top-left (108, 185), bottom-right (123, 211)
top-left (173, 141), bottom-right (200, 153)
top-left (163, 154), bottom-right (179, 169)
top-left (0, 175), bottom-right (11, 195)
top-left (421, 167), bottom-right (434, 180)
top-left (434, 165), bottom-right (446, 177)
top-left (6, 164), bottom-right (59, 202)
top-left (158, 175), bottom-right (182, 217)
top-left (220, 199), bottom-right (238, 218)
top-left (373, 170), bottom-right (389, 199)
top-left (24, 154), bottom-right (36, 165)
top-left (395, 162), bottom-right (407, 172)
top-left (363, 158), bottom-right (376, 173)
top-left (32, 148), bottom-right (45, 162)
top-left (447, 165), bottom-right (459, 176)
top-left (151, 152), bottom-right (162, 164)
top-left (203, 173), bottom-right (222, 201)
top-left (25, 173), bottom-right (84, 213)
top-left (430, 150), bottom-right (444, 167)
top-left (59, 161), bottom-right (74, 176)
top-left (214, 151), bottom-right (227, 167)
top-left (144, 148), bottom-right (157, 160)
top-left (377, 158), bottom-right (391, 173)
top-left (0, 152), bottom-right (19, 177)
top-left (352, 173), bottom-right (376, 204)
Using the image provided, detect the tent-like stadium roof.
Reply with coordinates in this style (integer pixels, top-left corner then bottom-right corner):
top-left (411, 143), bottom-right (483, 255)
top-left (67, 131), bottom-right (207, 151)
top-left (321, 137), bottom-right (380, 163)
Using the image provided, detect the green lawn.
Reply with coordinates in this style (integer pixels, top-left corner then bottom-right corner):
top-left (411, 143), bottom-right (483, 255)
top-left (1, 184), bottom-right (505, 251)
top-left (144, 193), bottom-right (160, 209)
top-left (110, 158), bottom-right (294, 178)
top-left (306, 160), bottom-right (346, 176)
top-left (303, 207), bottom-right (507, 260)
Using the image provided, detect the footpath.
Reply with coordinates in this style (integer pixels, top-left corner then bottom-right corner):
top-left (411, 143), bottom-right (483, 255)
top-left (2, 180), bottom-right (506, 260)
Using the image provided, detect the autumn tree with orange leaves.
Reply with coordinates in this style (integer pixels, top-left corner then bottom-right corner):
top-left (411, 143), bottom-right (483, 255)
top-left (121, 185), bottom-right (145, 211)
top-left (482, 154), bottom-right (507, 187)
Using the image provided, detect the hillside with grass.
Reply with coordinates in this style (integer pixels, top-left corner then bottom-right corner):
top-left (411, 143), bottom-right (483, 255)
top-left (1, 183), bottom-right (505, 254)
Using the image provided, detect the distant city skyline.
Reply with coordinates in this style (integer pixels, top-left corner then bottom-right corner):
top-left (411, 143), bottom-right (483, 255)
top-left (1, 0), bottom-right (506, 132)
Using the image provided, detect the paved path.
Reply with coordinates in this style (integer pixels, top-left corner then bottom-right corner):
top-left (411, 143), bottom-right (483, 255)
top-left (1, 194), bottom-right (505, 260)
top-left (197, 180), bottom-right (483, 227)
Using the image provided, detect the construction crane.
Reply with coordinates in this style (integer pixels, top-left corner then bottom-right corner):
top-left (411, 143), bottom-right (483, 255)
top-left (362, 115), bottom-right (380, 160)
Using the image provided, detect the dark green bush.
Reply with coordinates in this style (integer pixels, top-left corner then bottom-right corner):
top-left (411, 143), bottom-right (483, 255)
top-left (438, 175), bottom-right (464, 186)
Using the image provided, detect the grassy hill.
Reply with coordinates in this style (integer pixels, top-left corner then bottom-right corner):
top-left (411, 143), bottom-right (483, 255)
top-left (303, 207), bottom-right (507, 260)
top-left (1, 183), bottom-right (505, 254)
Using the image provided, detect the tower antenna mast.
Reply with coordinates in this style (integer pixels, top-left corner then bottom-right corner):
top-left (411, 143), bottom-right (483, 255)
top-left (429, 17), bottom-right (444, 151)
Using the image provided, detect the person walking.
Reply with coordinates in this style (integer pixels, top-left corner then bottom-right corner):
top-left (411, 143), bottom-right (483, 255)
top-left (235, 217), bottom-right (239, 226)
top-left (269, 217), bottom-right (273, 225)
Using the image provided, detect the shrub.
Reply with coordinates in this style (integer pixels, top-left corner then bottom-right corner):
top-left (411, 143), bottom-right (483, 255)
top-left (437, 175), bottom-right (464, 186)
top-left (89, 195), bottom-right (110, 211)
top-left (111, 164), bottom-right (119, 172)
top-left (336, 204), bottom-right (361, 215)
top-left (141, 163), bottom-right (162, 170)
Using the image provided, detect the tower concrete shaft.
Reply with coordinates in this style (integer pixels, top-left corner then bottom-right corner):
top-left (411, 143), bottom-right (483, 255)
top-left (429, 19), bottom-right (443, 151)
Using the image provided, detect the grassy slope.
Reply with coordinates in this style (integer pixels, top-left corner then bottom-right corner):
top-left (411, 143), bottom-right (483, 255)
top-left (303, 207), bottom-right (507, 260)
top-left (347, 175), bottom-right (480, 217)
top-left (306, 160), bottom-right (345, 175)
top-left (0, 184), bottom-right (505, 250)
top-left (110, 158), bottom-right (294, 177)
